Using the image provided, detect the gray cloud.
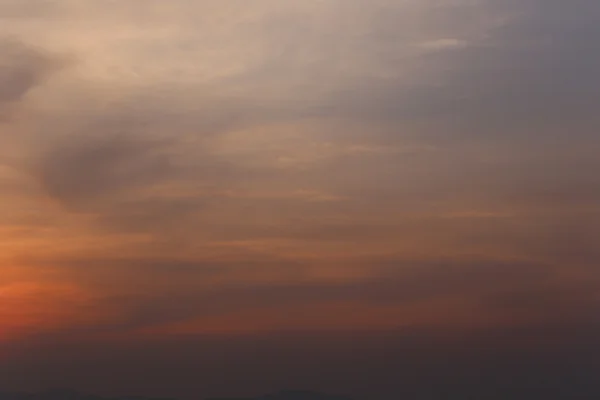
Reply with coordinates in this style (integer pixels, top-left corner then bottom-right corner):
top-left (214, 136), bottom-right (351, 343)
top-left (1, 0), bottom-right (594, 254)
top-left (0, 38), bottom-right (66, 119)
top-left (0, 0), bottom-right (599, 352)
top-left (34, 133), bottom-right (176, 209)
top-left (270, 0), bottom-right (598, 178)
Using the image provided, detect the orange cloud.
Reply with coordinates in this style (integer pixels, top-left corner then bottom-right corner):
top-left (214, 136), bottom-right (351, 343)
top-left (0, 281), bottom-right (108, 341)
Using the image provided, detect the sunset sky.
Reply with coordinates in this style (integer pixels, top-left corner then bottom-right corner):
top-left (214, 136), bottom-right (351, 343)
top-left (0, 1), bottom-right (599, 399)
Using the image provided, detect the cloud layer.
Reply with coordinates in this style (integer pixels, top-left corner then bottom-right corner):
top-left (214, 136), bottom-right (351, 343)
top-left (0, 0), bottom-right (599, 397)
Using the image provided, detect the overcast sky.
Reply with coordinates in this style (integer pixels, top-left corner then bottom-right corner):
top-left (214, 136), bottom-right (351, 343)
top-left (0, 1), bottom-right (599, 399)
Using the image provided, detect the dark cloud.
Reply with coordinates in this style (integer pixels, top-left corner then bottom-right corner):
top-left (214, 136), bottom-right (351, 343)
top-left (34, 134), bottom-right (175, 209)
top-left (0, 38), bottom-right (66, 119)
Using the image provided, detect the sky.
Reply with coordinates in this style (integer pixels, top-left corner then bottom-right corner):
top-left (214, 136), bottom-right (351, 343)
top-left (0, 0), bottom-right (599, 399)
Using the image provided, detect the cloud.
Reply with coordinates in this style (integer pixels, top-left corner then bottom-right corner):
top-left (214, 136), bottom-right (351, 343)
top-left (0, 3), bottom-right (599, 398)
top-left (0, 0), bottom-right (598, 359)
top-left (34, 133), bottom-right (176, 209)
top-left (416, 38), bottom-right (468, 51)
top-left (0, 38), bottom-right (67, 119)
top-left (9, 251), bottom-right (594, 341)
